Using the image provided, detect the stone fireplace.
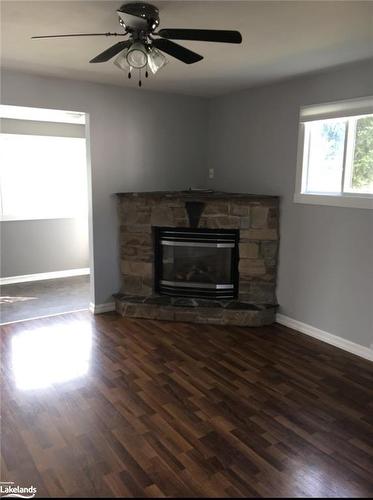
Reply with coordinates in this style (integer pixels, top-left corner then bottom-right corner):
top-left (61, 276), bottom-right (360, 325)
top-left (114, 191), bottom-right (279, 326)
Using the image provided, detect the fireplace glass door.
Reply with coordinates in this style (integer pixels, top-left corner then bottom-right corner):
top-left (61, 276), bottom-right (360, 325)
top-left (155, 228), bottom-right (239, 299)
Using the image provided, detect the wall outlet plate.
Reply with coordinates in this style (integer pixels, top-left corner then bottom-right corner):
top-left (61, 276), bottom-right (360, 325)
top-left (209, 168), bottom-right (214, 179)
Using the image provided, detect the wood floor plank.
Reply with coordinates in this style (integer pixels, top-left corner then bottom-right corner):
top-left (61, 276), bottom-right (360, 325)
top-left (1, 310), bottom-right (373, 497)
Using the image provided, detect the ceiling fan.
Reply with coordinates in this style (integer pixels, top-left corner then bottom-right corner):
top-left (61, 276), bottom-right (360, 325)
top-left (32, 2), bottom-right (242, 87)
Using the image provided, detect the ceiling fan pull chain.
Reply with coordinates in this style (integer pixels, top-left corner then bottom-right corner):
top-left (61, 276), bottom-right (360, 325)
top-left (145, 64), bottom-right (149, 78)
top-left (138, 69), bottom-right (142, 87)
top-left (128, 70), bottom-right (131, 79)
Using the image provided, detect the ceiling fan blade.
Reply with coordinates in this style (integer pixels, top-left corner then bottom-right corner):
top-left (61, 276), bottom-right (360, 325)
top-left (90, 40), bottom-right (132, 63)
top-left (32, 32), bottom-right (126, 39)
top-left (158, 29), bottom-right (242, 44)
top-left (152, 38), bottom-right (203, 64)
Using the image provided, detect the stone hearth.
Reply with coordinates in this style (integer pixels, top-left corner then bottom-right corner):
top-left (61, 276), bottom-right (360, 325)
top-left (114, 191), bottom-right (279, 326)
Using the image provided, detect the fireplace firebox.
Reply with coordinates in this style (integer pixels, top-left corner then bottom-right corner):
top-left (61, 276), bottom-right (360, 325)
top-left (154, 227), bottom-right (239, 299)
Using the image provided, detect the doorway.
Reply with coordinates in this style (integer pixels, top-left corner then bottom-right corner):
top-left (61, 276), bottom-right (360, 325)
top-left (0, 105), bottom-right (92, 324)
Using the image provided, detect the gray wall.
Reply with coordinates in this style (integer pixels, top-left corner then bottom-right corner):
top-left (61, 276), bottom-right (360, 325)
top-left (1, 219), bottom-right (89, 277)
top-left (1, 70), bottom-right (208, 304)
top-left (207, 58), bottom-right (373, 349)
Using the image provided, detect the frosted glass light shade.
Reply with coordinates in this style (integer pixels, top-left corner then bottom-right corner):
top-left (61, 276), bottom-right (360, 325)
top-left (147, 47), bottom-right (167, 74)
top-left (114, 49), bottom-right (130, 71)
top-left (126, 41), bottom-right (148, 68)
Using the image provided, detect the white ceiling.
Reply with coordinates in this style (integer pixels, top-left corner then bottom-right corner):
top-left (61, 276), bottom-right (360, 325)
top-left (1, 1), bottom-right (373, 97)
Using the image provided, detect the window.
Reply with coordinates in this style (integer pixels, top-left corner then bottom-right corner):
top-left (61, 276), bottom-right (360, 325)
top-left (0, 105), bottom-right (88, 221)
top-left (294, 96), bottom-right (373, 209)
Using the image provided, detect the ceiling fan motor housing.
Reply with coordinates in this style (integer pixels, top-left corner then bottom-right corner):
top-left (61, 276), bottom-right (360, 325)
top-left (118, 2), bottom-right (160, 32)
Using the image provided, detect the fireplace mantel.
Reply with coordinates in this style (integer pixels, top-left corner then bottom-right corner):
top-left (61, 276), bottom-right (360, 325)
top-left (116, 190), bottom-right (278, 201)
top-left (114, 190), bottom-right (279, 326)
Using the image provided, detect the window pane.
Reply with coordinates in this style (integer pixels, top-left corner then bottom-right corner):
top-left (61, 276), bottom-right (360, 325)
top-left (306, 120), bottom-right (346, 193)
top-left (349, 115), bottom-right (373, 194)
top-left (0, 134), bottom-right (87, 220)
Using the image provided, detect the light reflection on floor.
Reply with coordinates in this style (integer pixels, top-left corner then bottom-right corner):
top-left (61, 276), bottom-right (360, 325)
top-left (11, 322), bottom-right (92, 390)
top-left (288, 460), bottom-right (348, 498)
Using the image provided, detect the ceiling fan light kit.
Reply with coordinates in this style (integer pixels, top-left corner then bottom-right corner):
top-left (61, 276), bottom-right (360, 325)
top-left (114, 44), bottom-right (167, 85)
top-left (32, 1), bottom-right (242, 88)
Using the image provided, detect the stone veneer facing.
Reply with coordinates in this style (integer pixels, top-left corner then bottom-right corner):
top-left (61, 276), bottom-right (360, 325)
top-left (114, 191), bottom-right (279, 326)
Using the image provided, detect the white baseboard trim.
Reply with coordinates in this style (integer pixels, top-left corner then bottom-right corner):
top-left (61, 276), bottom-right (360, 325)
top-left (0, 268), bottom-right (90, 285)
top-left (276, 313), bottom-right (373, 362)
top-left (89, 302), bottom-right (116, 314)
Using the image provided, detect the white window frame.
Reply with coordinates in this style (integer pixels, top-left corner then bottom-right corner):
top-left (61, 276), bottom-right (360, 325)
top-left (294, 96), bottom-right (373, 210)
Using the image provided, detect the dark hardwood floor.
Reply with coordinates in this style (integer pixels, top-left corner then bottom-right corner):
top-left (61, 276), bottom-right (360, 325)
top-left (1, 311), bottom-right (373, 498)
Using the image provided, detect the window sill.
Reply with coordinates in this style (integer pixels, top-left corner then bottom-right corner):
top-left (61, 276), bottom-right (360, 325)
top-left (294, 193), bottom-right (373, 210)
